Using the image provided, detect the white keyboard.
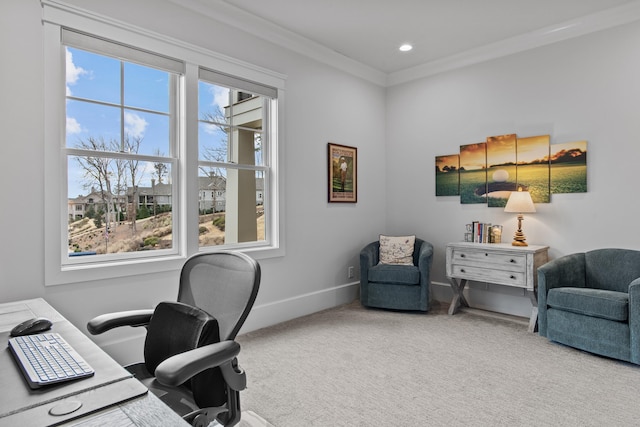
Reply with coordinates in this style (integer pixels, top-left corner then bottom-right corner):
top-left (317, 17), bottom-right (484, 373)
top-left (8, 333), bottom-right (94, 389)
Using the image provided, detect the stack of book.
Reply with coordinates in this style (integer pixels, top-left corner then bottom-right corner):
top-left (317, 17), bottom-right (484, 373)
top-left (465, 222), bottom-right (502, 243)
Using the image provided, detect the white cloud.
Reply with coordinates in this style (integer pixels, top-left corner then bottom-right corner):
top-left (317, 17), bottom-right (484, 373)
top-left (125, 112), bottom-right (148, 139)
top-left (66, 117), bottom-right (83, 134)
top-left (65, 48), bottom-right (87, 96)
top-left (202, 123), bottom-right (219, 135)
top-left (210, 85), bottom-right (229, 112)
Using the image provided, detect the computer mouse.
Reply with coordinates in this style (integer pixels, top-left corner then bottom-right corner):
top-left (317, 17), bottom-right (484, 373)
top-left (10, 317), bottom-right (53, 337)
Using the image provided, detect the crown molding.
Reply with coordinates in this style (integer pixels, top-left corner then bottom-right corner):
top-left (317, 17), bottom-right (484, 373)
top-left (164, 0), bottom-right (640, 87)
top-left (387, 1), bottom-right (640, 86)
top-left (167, 0), bottom-right (387, 86)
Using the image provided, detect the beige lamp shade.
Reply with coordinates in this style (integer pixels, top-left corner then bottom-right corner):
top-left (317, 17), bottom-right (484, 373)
top-left (504, 188), bottom-right (535, 246)
top-left (504, 189), bottom-right (536, 213)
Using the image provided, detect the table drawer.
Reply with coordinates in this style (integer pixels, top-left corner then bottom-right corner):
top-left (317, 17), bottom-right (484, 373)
top-left (451, 264), bottom-right (527, 287)
top-left (453, 249), bottom-right (526, 270)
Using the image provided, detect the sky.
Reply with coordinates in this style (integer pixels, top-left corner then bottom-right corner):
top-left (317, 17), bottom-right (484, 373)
top-left (65, 47), bottom-right (230, 198)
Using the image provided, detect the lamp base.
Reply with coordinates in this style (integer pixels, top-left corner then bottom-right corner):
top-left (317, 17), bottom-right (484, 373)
top-left (511, 214), bottom-right (528, 246)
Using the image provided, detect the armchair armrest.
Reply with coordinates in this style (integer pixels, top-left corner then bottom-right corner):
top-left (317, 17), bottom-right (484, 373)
top-left (360, 242), bottom-right (379, 269)
top-left (537, 253), bottom-right (586, 294)
top-left (87, 309), bottom-right (154, 335)
top-left (629, 278), bottom-right (640, 364)
top-left (155, 340), bottom-right (244, 390)
top-left (417, 240), bottom-right (434, 269)
top-left (537, 252), bottom-right (585, 337)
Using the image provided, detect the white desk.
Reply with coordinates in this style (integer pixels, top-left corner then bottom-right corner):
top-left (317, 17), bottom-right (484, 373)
top-left (446, 242), bottom-right (549, 332)
top-left (0, 298), bottom-right (189, 427)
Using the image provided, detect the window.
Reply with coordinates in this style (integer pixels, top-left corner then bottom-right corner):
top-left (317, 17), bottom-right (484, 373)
top-left (43, 4), bottom-right (284, 285)
top-left (63, 30), bottom-right (181, 259)
top-left (197, 69), bottom-right (276, 248)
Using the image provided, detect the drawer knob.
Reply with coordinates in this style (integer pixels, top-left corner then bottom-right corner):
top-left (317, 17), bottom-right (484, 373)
top-left (510, 275), bottom-right (516, 279)
top-left (460, 269), bottom-right (466, 273)
top-left (460, 254), bottom-right (465, 258)
top-left (510, 259), bottom-right (516, 263)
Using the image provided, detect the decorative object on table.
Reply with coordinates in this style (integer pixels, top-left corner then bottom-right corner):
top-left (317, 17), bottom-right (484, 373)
top-left (360, 236), bottom-right (433, 312)
top-left (538, 248), bottom-right (640, 364)
top-left (504, 187), bottom-right (536, 246)
top-left (328, 142), bottom-right (357, 203)
top-left (490, 225), bottom-right (502, 243)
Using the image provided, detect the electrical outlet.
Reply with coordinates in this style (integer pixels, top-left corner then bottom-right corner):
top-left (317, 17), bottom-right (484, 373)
top-left (348, 266), bottom-right (354, 279)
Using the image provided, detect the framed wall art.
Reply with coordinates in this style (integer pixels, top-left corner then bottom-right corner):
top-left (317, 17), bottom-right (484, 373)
top-left (328, 142), bottom-right (357, 203)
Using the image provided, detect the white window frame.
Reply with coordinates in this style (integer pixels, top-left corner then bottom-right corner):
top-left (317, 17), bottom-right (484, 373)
top-left (43, 1), bottom-right (286, 286)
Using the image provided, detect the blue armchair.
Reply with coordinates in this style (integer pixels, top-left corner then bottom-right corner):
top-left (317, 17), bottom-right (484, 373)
top-left (359, 237), bottom-right (433, 312)
top-left (537, 248), bottom-right (640, 364)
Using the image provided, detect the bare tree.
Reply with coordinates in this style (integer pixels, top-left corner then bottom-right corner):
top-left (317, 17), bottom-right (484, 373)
top-left (125, 135), bottom-right (144, 233)
top-left (75, 136), bottom-right (116, 238)
top-left (153, 148), bottom-right (168, 185)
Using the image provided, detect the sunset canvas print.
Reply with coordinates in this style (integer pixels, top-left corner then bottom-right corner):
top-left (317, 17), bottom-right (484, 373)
top-left (516, 135), bottom-right (550, 203)
top-left (486, 134), bottom-right (517, 207)
top-left (435, 154), bottom-right (460, 196)
top-left (550, 140), bottom-right (587, 193)
top-left (459, 143), bottom-right (487, 204)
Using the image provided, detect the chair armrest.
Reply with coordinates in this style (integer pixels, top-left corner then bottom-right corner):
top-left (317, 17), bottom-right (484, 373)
top-left (629, 278), bottom-right (640, 364)
top-left (155, 340), bottom-right (242, 388)
top-left (417, 240), bottom-right (434, 269)
top-left (87, 309), bottom-right (154, 335)
top-left (360, 242), bottom-right (378, 269)
top-left (537, 253), bottom-right (586, 294)
top-left (537, 253), bottom-right (585, 337)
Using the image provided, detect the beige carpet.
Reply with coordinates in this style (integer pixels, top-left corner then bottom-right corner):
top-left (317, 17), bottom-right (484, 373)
top-left (210, 411), bottom-right (273, 427)
top-left (237, 301), bottom-right (640, 426)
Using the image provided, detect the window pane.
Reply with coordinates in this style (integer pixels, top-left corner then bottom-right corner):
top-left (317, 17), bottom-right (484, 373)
top-left (199, 81), bottom-right (230, 125)
top-left (66, 47), bottom-right (120, 104)
top-left (66, 100), bottom-right (121, 148)
top-left (198, 168), bottom-right (265, 248)
top-left (124, 109), bottom-right (170, 156)
top-left (124, 62), bottom-right (170, 113)
top-left (68, 156), bottom-right (173, 255)
top-left (234, 93), bottom-right (264, 132)
top-left (199, 122), bottom-right (229, 162)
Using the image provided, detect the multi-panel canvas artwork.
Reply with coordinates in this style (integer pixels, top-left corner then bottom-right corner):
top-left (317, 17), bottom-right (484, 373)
top-left (435, 134), bottom-right (587, 205)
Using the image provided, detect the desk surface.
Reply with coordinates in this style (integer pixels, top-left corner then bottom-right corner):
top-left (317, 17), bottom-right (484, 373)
top-left (0, 298), bottom-right (188, 427)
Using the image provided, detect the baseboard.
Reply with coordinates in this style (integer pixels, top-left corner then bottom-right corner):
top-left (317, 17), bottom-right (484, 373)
top-left (95, 282), bottom-right (360, 364)
top-left (241, 281), bottom-right (360, 334)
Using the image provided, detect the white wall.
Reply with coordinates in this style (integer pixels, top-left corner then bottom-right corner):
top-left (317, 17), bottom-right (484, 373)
top-left (386, 20), bottom-right (640, 316)
top-left (4, 0), bottom-right (639, 362)
top-left (0, 0), bottom-right (387, 364)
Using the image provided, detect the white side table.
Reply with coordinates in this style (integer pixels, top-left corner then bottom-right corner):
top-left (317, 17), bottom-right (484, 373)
top-left (445, 242), bottom-right (549, 332)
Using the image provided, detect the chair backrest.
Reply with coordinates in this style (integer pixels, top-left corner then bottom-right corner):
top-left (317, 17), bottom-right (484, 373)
top-left (585, 248), bottom-right (640, 292)
top-left (178, 251), bottom-right (261, 341)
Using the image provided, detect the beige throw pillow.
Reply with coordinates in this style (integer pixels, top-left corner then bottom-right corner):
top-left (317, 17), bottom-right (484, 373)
top-left (379, 235), bottom-right (415, 265)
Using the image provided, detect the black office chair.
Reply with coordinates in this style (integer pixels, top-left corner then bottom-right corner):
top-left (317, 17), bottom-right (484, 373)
top-left (87, 251), bottom-right (260, 427)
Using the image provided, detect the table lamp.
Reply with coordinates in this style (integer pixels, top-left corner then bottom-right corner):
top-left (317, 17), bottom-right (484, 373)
top-left (504, 187), bottom-right (536, 246)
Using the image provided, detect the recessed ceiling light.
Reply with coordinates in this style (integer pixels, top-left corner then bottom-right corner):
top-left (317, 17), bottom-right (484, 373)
top-left (399, 44), bottom-right (413, 52)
